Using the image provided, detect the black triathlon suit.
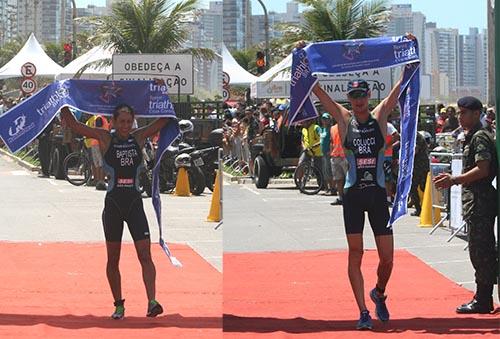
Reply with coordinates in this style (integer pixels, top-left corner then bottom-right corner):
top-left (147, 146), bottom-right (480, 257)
top-left (102, 132), bottom-right (150, 242)
top-left (342, 115), bottom-right (392, 236)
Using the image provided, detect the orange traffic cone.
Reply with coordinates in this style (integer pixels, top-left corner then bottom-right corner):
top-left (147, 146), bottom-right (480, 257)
top-left (418, 172), bottom-right (441, 227)
top-left (207, 170), bottom-right (221, 222)
top-left (174, 168), bottom-right (191, 196)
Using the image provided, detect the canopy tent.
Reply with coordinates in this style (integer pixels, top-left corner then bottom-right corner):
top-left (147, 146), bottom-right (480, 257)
top-left (251, 53), bottom-right (292, 99)
top-left (0, 33), bottom-right (63, 79)
top-left (251, 53), bottom-right (393, 100)
top-left (222, 44), bottom-right (258, 85)
top-left (55, 45), bottom-right (113, 80)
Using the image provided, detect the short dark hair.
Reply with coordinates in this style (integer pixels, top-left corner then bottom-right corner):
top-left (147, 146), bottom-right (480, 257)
top-left (113, 103), bottom-right (135, 119)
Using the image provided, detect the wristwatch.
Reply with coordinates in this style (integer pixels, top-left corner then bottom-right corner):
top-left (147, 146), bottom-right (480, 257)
top-left (450, 176), bottom-right (458, 186)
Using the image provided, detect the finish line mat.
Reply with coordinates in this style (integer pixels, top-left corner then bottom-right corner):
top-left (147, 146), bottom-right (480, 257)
top-left (0, 242), bottom-right (221, 338)
top-left (224, 249), bottom-right (499, 338)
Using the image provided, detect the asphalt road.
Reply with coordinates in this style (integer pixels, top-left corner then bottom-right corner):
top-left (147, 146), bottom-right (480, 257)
top-left (0, 152), bottom-right (222, 271)
top-left (224, 180), bottom-right (499, 302)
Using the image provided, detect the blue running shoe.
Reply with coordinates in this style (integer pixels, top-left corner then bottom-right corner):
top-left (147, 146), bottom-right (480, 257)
top-left (370, 288), bottom-right (390, 322)
top-left (356, 310), bottom-right (373, 330)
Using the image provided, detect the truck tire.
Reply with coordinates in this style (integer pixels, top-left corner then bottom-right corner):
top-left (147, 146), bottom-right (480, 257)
top-left (254, 155), bottom-right (269, 189)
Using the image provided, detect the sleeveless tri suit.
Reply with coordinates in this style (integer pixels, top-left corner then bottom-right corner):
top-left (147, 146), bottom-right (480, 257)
top-left (342, 115), bottom-right (392, 236)
top-left (102, 132), bottom-right (150, 242)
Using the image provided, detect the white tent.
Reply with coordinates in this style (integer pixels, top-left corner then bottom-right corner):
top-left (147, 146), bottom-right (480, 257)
top-left (55, 45), bottom-right (113, 80)
top-left (251, 53), bottom-right (292, 99)
top-left (222, 44), bottom-right (258, 85)
top-left (0, 33), bottom-right (63, 79)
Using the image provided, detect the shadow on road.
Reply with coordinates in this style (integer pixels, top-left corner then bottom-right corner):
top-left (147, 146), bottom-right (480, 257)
top-left (0, 313), bottom-right (222, 330)
top-left (223, 313), bottom-right (500, 335)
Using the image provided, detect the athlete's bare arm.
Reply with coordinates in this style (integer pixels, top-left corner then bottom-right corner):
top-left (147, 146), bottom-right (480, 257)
top-left (372, 33), bottom-right (417, 138)
top-left (132, 118), bottom-right (170, 147)
top-left (60, 106), bottom-right (111, 149)
top-left (312, 84), bottom-right (350, 142)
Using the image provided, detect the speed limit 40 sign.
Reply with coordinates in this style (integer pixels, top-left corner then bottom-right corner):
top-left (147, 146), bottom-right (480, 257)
top-left (21, 78), bottom-right (37, 95)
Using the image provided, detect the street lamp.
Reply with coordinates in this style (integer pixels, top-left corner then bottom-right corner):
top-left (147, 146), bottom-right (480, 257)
top-left (71, 0), bottom-right (77, 58)
top-left (256, 0), bottom-right (269, 72)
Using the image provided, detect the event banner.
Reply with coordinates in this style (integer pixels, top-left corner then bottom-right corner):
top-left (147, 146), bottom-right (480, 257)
top-left (0, 79), bottom-right (182, 266)
top-left (289, 36), bottom-right (421, 225)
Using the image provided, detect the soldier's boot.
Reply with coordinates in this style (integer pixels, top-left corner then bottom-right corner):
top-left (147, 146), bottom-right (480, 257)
top-left (456, 283), bottom-right (493, 314)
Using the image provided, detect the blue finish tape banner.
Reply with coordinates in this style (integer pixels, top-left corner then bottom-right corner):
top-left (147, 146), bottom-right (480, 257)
top-left (289, 36), bottom-right (420, 225)
top-left (0, 79), bottom-right (182, 266)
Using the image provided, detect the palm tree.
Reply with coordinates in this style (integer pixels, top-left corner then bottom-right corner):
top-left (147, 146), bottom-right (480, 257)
top-left (0, 35), bottom-right (26, 68)
top-left (232, 48), bottom-right (258, 74)
top-left (44, 42), bottom-right (64, 66)
top-left (81, 0), bottom-right (213, 60)
top-left (272, 0), bottom-right (390, 58)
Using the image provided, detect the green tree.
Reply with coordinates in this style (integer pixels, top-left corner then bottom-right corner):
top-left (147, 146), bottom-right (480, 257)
top-left (44, 42), bottom-right (64, 66)
top-left (82, 0), bottom-right (213, 59)
top-left (0, 35), bottom-right (26, 68)
top-left (232, 48), bottom-right (259, 75)
top-left (272, 0), bottom-right (390, 61)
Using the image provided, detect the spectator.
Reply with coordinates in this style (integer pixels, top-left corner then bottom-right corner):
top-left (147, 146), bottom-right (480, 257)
top-left (409, 132), bottom-right (429, 216)
top-left (84, 115), bottom-right (109, 190)
top-left (37, 119), bottom-right (55, 178)
top-left (442, 106), bottom-right (459, 132)
top-left (435, 107), bottom-right (448, 133)
top-left (330, 121), bottom-right (348, 205)
top-left (319, 113), bottom-right (334, 194)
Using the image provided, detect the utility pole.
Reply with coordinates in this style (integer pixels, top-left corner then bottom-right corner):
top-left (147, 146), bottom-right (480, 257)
top-left (494, 0), bottom-right (500, 300)
top-left (61, 0), bottom-right (66, 43)
top-left (256, 0), bottom-right (269, 71)
top-left (488, 0), bottom-right (495, 105)
top-left (71, 0), bottom-right (77, 58)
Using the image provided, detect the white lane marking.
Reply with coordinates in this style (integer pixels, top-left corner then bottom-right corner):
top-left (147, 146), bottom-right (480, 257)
top-left (11, 170), bottom-right (29, 176)
top-left (457, 281), bottom-right (475, 285)
top-left (428, 259), bottom-right (470, 265)
top-left (242, 185), bottom-right (260, 195)
top-left (48, 179), bottom-right (59, 186)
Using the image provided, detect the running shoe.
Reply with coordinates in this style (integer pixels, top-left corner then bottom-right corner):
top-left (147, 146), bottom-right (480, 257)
top-left (370, 288), bottom-right (390, 322)
top-left (111, 300), bottom-right (125, 320)
top-left (356, 310), bottom-right (373, 330)
top-left (147, 300), bottom-right (164, 317)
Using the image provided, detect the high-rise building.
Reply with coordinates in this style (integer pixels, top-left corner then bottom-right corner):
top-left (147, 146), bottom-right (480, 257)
top-left (16, 0), bottom-right (72, 44)
top-left (0, 0), bottom-right (18, 47)
top-left (223, 0), bottom-right (251, 51)
top-left (188, 1), bottom-right (223, 98)
top-left (458, 28), bottom-right (487, 101)
top-left (76, 4), bottom-right (108, 33)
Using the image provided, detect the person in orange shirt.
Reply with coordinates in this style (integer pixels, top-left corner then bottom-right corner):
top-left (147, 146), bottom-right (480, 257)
top-left (330, 122), bottom-right (348, 205)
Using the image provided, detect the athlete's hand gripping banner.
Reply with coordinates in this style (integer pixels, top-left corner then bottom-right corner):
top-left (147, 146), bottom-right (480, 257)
top-left (0, 79), bottom-right (182, 266)
top-left (289, 36), bottom-right (421, 225)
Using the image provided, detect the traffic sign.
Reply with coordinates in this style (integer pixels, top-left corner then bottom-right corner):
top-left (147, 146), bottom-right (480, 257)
top-left (21, 78), bottom-right (37, 94)
top-left (21, 62), bottom-right (36, 78)
top-left (222, 88), bottom-right (230, 102)
top-left (222, 72), bottom-right (230, 86)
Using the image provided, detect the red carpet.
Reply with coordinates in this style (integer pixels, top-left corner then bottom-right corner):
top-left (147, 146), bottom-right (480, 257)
top-left (0, 242), bottom-right (221, 338)
top-left (224, 250), bottom-right (499, 338)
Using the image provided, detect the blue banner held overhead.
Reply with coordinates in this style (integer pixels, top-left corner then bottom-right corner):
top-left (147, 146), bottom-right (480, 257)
top-left (289, 36), bottom-right (420, 225)
top-left (0, 79), bottom-right (182, 266)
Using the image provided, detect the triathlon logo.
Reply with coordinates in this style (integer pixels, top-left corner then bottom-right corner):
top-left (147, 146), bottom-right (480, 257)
top-left (99, 82), bottom-right (123, 104)
top-left (8, 115), bottom-right (27, 137)
top-left (343, 42), bottom-right (363, 61)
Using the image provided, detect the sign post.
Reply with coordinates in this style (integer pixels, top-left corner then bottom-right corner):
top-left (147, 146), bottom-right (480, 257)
top-left (222, 71), bottom-right (230, 102)
top-left (20, 62), bottom-right (37, 95)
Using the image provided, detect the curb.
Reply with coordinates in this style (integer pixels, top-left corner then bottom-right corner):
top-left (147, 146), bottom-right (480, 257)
top-left (222, 170), bottom-right (294, 185)
top-left (0, 148), bottom-right (39, 172)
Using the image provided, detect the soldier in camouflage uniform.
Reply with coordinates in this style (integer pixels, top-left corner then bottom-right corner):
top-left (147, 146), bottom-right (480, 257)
top-left (410, 132), bottom-right (429, 216)
top-left (434, 96), bottom-right (498, 314)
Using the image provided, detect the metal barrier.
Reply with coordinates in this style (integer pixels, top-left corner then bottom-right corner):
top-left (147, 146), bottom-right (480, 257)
top-left (214, 148), bottom-right (223, 230)
top-left (428, 151), bottom-right (468, 248)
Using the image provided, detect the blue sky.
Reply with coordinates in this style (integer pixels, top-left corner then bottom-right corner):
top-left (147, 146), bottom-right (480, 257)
top-left (76, 0), bottom-right (486, 35)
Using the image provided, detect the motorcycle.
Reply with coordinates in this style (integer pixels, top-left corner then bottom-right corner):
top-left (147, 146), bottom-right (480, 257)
top-left (190, 146), bottom-right (220, 192)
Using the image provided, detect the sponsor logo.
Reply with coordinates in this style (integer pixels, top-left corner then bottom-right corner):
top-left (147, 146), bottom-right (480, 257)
top-left (290, 50), bottom-right (311, 87)
top-left (8, 115), bottom-right (26, 137)
top-left (100, 83), bottom-right (123, 103)
top-left (342, 42), bottom-right (363, 61)
top-left (393, 43), bottom-right (417, 62)
top-left (361, 171), bottom-right (373, 182)
top-left (356, 157), bottom-right (376, 168)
